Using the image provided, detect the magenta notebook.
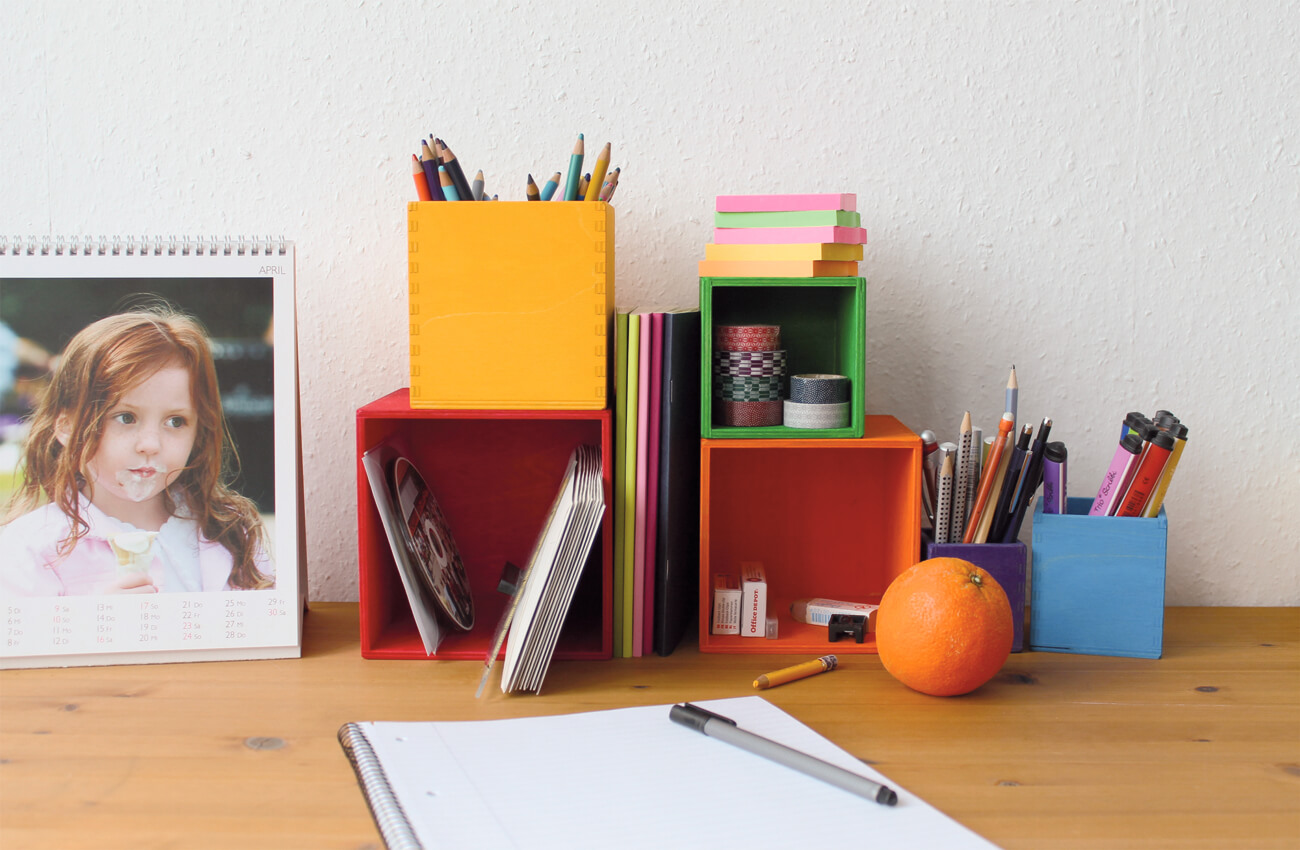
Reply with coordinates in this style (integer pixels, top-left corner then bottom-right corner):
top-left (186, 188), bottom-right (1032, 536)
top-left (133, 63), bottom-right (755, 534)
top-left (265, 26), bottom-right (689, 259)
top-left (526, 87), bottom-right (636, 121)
top-left (631, 313), bottom-right (652, 656)
top-left (642, 312), bottom-right (665, 656)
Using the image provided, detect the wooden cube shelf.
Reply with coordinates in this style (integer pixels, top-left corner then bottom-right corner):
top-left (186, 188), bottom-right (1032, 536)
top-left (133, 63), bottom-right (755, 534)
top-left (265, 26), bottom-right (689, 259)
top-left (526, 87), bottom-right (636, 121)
top-left (700, 276), bottom-right (866, 439)
top-left (356, 389), bottom-right (613, 660)
top-left (698, 415), bottom-right (921, 653)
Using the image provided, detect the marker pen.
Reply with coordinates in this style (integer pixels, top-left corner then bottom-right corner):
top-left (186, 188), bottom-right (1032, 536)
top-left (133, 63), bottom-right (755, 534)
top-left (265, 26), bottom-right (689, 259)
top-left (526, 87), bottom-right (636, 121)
top-left (1143, 422), bottom-right (1188, 517)
top-left (1089, 432), bottom-right (1144, 516)
top-left (1115, 430), bottom-right (1176, 516)
top-left (1041, 442), bottom-right (1068, 514)
top-left (1122, 412), bottom-right (1147, 441)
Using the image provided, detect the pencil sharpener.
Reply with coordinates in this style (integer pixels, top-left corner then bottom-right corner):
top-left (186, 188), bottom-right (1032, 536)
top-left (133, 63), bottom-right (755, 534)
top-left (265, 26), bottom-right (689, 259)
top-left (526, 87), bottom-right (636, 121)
top-left (827, 614), bottom-right (867, 643)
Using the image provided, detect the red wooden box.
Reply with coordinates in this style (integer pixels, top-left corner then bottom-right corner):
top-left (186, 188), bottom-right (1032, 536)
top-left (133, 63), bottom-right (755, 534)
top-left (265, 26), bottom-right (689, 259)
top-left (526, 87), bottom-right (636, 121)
top-left (356, 389), bottom-right (612, 660)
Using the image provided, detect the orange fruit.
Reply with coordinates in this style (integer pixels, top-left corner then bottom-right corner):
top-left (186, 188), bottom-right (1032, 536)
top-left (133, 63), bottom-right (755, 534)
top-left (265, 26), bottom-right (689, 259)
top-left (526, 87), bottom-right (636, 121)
top-left (876, 557), bottom-right (1013, 696)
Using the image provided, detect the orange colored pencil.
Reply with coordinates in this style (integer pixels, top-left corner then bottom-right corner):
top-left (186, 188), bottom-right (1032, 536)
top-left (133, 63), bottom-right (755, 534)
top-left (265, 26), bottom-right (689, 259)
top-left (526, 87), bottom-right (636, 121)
top-left (411, 154), bottom-right (432, 201)
top-left (963, 412), bottom-right (1015, 543)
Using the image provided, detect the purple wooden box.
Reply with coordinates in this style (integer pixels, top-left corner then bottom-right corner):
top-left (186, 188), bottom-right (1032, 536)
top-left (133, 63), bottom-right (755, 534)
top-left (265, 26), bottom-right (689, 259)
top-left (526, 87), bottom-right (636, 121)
top-left (921, 534), bottom-right (1028, 652)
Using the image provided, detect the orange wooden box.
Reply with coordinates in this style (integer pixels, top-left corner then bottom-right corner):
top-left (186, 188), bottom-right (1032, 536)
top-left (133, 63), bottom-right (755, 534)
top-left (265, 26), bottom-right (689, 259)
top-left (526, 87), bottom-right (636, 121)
top-left (698, 415), bottom-right (922, 654)
top-left (407, 201), bottom-right (614, 410)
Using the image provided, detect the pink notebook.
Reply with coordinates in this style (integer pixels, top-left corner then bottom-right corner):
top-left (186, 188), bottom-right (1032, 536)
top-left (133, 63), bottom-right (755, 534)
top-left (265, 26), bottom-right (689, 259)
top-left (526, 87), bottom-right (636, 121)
top-left (643, 312), bottom-right (665, 656)
top-left (631, 314), bottom-right (652, 657)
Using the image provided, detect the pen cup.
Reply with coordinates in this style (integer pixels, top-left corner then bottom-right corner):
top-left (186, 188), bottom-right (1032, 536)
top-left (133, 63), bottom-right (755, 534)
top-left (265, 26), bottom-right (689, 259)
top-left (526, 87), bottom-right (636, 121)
top-left (1029, 497), bottom-right (1167, 659)
top-left (922, 533), bottom-right (1027, 652)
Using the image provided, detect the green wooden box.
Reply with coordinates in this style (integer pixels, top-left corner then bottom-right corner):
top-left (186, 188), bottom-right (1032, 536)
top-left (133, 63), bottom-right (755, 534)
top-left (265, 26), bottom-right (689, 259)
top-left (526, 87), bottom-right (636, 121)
top-left (700, 276), bottom-right (866, 439)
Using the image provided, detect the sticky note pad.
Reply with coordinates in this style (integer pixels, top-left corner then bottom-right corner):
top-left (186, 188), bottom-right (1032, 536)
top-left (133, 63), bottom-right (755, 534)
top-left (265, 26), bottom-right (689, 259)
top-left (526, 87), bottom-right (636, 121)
top-left (697, 259), bottom-right (859, 278)
top-left (716, 193), bottom-right (857, 213)
top-left (712, 225), bottom-right (868, 245)
top-left (407, 201), bottom-right (614, 409)
top-left (704, 243), bottom-right (864, 262)
top-left (713, 210), bottom-right (861, 229)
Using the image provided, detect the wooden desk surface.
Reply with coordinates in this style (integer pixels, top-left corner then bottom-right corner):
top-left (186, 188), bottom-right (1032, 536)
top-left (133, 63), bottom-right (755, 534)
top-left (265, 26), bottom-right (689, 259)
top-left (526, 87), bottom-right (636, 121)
top-left (2, 604), bottom-right (1297, 849)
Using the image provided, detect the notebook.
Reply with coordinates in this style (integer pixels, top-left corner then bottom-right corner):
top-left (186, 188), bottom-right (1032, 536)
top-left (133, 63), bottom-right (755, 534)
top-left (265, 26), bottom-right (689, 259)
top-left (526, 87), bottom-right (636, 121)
top-left (0, 236), bottom-right (304, 668)
top-left (337, 695), bottom-right (1002, 849)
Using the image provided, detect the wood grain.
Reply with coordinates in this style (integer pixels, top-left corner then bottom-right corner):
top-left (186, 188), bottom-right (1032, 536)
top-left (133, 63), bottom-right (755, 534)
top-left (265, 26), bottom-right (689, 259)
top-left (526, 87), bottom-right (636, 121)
top-left (2, 605), bottom-right (1297, 849)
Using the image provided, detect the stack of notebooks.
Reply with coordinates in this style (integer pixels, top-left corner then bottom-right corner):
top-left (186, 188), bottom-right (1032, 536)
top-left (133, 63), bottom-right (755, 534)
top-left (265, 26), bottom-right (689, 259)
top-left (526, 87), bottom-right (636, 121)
top-left (613, 308), bottom-right (702, 657)
top-left (699, 193), bottom-right (867, 278)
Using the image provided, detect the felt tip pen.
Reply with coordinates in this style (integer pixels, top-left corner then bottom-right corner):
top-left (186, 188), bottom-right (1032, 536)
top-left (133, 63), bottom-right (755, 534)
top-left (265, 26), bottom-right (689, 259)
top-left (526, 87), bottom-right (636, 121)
top-left (1041, 441), bottom-right (1068, 514)
top-left (669, 703), bottom-right (898, 806)
top-left (1115, 429), bottom-right (1176, 517)
top-left (754, 654), bottom-right (838, 689)
top-left (1090, 432), bottom-right (1143, 516)
top-left (1144, 423), bottom-right (1188, 517)
top-left (920, 429), bottom-right (939, 527)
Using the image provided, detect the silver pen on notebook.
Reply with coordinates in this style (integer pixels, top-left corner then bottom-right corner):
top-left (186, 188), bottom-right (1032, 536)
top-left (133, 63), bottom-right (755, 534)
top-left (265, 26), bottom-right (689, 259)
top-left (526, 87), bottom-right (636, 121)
top-left (669, 703), bottom-right (899, 806)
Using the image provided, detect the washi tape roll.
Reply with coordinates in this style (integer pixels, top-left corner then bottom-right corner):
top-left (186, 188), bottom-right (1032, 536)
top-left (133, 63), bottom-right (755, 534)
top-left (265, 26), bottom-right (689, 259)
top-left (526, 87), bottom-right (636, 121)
top-left (783, 400), bottom-right (851, 429)
top-left (715, 375), bottom-right (784, 401)
top-left (714, 364), bottom-right (786, 378)
top-left (715, 324), bottom-right (781, 352)
top-left (713, 349), bottom-right (787, 369)
top-left (721, 399), bottom-right (783, 427)
top-left (789, 374), bottom-right (850, 405)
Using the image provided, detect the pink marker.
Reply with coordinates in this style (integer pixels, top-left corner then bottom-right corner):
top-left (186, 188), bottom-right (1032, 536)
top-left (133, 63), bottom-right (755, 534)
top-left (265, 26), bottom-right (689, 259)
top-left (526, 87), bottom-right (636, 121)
top-left (1089, 433), bottom-right (1144, 516)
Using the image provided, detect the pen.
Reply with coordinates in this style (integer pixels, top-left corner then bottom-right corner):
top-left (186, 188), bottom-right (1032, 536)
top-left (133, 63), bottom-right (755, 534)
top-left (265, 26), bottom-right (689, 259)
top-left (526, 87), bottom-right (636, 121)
top-left (1041, 441), bottom-right (1067, 514)
top-left (669, 703), bottom-right (898, 806)
top-left (754, 654), bottom-right (837, 689)
top-left (1143, 423), bottom-right (1188, 516)
top-left (1115, 429), bottom-right (1175, 516)
top-left (989, 425), bottom-right (1032, 542)
top-left (1089, 432), bottom-right (1143, 515)
top-left (1002, 417), bottom-right (1052, 541)
top-left (919, 429), bottom-right (938, 528)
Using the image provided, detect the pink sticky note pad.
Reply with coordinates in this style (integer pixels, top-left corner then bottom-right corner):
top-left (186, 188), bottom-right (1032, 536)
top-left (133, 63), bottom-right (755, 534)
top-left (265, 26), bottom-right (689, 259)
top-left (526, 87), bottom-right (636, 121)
top-left (716, 193), bottom-right (857, 213)
top-left (712, 225), bottom-right (868, 245)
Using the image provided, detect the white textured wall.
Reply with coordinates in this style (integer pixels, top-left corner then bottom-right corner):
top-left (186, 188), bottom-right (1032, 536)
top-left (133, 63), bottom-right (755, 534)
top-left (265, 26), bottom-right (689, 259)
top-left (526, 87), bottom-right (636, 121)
top-left (4, 1), bottom-right (1297, 605)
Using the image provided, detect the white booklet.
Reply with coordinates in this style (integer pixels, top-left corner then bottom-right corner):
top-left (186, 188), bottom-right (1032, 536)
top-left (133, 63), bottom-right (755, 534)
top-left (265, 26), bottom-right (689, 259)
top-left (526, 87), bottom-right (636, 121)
top-left (483, 443), bottom-right (604, 694)
top-left (338, 695), bottom-right (1002, 849)
top-left (0, 237), bottom-right (303, 667)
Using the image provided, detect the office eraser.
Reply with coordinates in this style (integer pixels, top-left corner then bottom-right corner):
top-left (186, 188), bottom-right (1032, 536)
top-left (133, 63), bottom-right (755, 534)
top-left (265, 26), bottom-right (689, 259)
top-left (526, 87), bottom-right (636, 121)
top-left (740, 562), bottom-right (768, 638)
top-left (711, 573), bottom-right (741, 635)
top-left (790, 597), bottom-right (878, 632)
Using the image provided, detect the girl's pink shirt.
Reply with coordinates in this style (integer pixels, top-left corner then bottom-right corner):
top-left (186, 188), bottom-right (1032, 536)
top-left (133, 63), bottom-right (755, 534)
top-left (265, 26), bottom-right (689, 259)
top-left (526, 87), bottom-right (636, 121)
top-left (0, 494), bottom-right (271, 597)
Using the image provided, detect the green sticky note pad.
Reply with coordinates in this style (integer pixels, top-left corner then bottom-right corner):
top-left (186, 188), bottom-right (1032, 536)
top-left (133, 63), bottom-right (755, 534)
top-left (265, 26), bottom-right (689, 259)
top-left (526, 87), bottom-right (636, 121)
top-left (713, 209), bottom-right (862, 229)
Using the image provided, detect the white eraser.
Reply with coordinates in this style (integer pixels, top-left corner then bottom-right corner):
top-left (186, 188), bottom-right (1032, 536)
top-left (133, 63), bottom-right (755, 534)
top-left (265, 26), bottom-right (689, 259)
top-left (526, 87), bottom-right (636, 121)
top-left (740, 562), bottom-right (768, 638)
top-left (711, 573), bottom-right (741, 635)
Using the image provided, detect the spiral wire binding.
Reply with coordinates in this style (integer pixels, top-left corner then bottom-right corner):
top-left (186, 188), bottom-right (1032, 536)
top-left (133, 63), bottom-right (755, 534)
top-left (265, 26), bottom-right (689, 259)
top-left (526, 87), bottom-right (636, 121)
top-left (337, 724), bottom-right (421, 850)
top-left (1, 235), bottom-right (290, 256)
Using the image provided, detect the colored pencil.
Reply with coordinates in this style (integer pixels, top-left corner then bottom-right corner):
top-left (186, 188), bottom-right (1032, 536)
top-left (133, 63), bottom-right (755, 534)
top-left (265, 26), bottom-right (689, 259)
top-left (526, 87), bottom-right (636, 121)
top-left (563, 133), bottom-right (585, 200)
top-left (540, 171), bottom-right (562, 201)
top-left (438, 165), bottom-right (460, 201)
top-left (419, 141), bottom-right (443, 201)
top-left (584, 141), bottom-right (611, 201)
top-left (471, 169), bottom-right (485, 201)
top-left (411, 154), bottom-right (432, 201)
top-left (526, 173), bottom-right (540, 201)
top-left (436, 138), bottom-right (475, 203)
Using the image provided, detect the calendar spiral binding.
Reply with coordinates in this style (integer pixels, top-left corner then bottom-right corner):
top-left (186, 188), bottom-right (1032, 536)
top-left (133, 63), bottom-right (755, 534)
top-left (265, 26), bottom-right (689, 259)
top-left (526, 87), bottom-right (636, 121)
top-left (0, 235), bottom-right (290, 257)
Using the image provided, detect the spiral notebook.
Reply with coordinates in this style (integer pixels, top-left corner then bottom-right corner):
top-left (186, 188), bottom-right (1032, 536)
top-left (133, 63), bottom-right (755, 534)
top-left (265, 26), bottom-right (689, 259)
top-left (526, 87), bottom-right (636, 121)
top-left (0, 236), bottom-right (305, 668)
top-left (337, 696), bottom-right (1001, 849)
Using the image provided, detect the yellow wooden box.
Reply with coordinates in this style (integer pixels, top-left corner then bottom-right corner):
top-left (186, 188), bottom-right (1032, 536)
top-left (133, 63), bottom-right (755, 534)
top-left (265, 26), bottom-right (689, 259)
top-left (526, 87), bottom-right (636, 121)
top-left (407, 201), bottom-right (615, 409)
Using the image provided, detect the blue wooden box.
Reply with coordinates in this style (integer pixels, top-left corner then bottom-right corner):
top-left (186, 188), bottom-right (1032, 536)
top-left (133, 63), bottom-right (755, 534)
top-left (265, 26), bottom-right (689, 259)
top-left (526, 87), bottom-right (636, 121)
top-left (922, 534), bottom-right (1027, 652)
top-left (1029, 497), bottom-right (1167, 659)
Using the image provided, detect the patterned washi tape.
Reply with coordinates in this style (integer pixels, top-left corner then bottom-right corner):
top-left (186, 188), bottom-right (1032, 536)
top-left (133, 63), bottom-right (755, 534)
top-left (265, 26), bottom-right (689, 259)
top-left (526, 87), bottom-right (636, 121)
top-left (721, 399), bottom-right (784, 427)
top-left (714, 375), bottom-right (785, 401)
top-left (789, 374), bottom-right (850, 405)
top-left (713, 349), bottom-right (787, 368)
top-left (783, 400), bottom-right (851, 429)
top-left (715, 324), bottom-right (781, 352)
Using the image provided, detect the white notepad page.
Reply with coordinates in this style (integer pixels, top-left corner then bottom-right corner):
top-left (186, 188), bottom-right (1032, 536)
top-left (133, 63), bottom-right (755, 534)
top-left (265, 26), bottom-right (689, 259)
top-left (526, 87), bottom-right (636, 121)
top-left (353, 696), bottom-right (1001, 849)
